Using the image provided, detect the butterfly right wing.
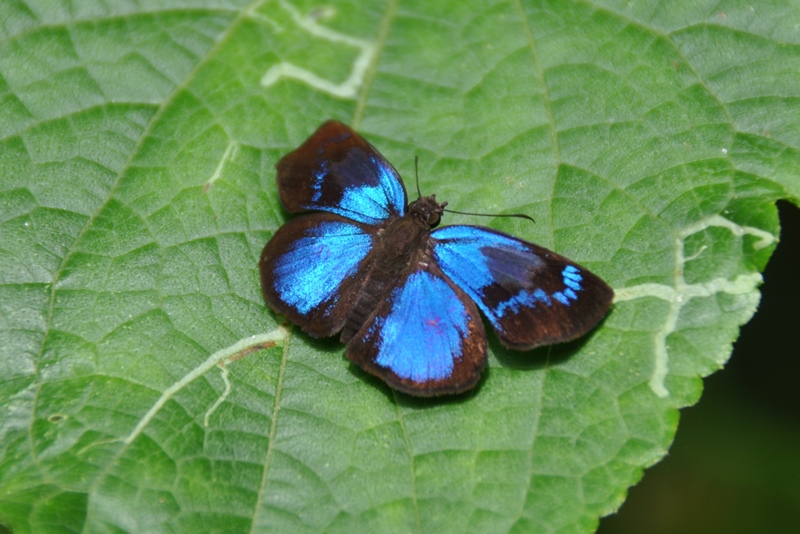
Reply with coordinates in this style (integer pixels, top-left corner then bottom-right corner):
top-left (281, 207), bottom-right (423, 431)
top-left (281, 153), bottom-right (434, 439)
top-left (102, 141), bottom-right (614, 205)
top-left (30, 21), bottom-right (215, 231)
top-left (260, 213), bottom-right (377, 338)
top-left (431, 225), bottom-right (613, 350)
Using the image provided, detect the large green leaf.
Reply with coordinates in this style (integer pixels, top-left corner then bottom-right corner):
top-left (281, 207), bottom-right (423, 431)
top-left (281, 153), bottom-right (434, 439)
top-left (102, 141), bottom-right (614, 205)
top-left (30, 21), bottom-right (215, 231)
top-left (1, 0), bottom-right (797, 532)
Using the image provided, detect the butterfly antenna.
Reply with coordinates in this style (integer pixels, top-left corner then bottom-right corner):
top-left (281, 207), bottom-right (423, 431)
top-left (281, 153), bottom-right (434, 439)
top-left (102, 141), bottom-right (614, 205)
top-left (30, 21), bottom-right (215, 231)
top-left (443, 207), bottom-right (535, 223)
top-left (414, 155), bottom-right (422, 199)
top-left (416, 156), bottom-right (533, 222)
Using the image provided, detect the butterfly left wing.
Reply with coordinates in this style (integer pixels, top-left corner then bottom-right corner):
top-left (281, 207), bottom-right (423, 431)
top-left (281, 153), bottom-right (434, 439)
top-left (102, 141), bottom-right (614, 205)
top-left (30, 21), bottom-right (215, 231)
top-left (346, 267), bottom-right (487, 397)
top-left (260, 213), bottom-right (377, 338)
top-left (431, 225), bottom-right (613, 350)
top-left (276, 120), bottom-right (407, 224)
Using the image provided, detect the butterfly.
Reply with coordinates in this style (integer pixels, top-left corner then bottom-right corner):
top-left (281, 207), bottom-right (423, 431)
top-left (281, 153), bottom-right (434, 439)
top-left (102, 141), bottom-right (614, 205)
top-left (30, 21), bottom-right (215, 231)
top-left (260, 121), bottom-right (613, 396)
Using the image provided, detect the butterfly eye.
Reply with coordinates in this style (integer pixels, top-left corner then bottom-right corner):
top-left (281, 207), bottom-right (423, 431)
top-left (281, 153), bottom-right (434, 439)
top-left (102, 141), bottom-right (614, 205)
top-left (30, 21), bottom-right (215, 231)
top-left (428, 211), bottom-right (441, 228)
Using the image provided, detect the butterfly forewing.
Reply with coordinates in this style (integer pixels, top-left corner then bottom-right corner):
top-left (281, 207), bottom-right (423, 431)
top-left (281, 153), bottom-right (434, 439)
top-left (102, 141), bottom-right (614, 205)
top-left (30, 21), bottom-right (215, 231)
top-left (276, 121), bottom-right (407, 224)
top-left (260, 214), bottom-right (378, 338)
top-left (346, 265), bottom-right (487, 396)
top-left (432, 225), bottom-right (613, 350)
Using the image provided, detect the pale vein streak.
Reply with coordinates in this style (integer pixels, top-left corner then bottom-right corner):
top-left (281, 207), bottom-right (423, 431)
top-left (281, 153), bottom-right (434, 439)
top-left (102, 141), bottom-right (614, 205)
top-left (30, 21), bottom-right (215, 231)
top-left (122, 328), bottom-right (289, 445)
top-left (258, 0), bottom-right (375, 98)
top-left (613, 215), bottom-right (775, 398)
top-left (205, 141), bottom-right (240, 190)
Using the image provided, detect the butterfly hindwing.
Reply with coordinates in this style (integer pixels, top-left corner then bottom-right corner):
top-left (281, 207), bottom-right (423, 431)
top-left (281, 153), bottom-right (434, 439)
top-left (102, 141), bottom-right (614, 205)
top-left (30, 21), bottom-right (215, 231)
top-left (276, 121), bottom-right (407, 224)
top-left (431, 225), bottom-right (613, 350)
top-left (346, 265), bottom-right (487, 396)
top-left (260, 213), bottom-right (377, 338)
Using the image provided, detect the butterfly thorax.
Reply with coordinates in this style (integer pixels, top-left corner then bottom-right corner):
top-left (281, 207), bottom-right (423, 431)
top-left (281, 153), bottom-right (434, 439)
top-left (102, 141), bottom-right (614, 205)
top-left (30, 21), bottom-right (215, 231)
top-left (339, 195), bottom-right (447, 344)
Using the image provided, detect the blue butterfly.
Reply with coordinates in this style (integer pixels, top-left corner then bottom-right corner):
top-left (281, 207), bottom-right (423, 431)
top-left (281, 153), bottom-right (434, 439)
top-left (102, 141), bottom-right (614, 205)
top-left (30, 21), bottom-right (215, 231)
top-left (260, 121), bottom-right (613, 396)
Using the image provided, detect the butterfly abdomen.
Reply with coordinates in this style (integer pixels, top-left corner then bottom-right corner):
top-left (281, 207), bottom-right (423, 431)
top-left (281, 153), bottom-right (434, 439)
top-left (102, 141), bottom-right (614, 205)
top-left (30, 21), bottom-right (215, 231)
top-left (340, 209), bottom-right (434, 344)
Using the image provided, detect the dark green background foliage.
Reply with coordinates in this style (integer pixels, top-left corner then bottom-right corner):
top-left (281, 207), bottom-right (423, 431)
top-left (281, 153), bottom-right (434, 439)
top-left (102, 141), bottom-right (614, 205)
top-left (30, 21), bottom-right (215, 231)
top-left (1, 1), bottom-right (798, 532)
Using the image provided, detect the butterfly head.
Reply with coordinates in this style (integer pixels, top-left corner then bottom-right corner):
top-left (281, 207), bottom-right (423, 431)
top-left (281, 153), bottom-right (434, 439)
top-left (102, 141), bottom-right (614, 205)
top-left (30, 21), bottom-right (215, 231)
top-left (408, 195), bottom-right (448, 228)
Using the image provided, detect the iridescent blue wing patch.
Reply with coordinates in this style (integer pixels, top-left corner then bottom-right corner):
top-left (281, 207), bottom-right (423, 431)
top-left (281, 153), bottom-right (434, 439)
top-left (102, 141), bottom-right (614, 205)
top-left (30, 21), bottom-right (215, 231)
top-left (431, 225), bottom-right (613, 350)
top-left (276, 121), bottom-right (406, 224)
top-left (346, 267), bottom-right (487, 396)
top-left (260, 213), bottom-right (376, 338)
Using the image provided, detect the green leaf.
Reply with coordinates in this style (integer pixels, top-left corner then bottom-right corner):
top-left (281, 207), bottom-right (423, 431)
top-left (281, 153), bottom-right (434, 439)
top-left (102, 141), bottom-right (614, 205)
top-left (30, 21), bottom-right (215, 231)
top-left (1, 0), bottom-right (796, 532)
